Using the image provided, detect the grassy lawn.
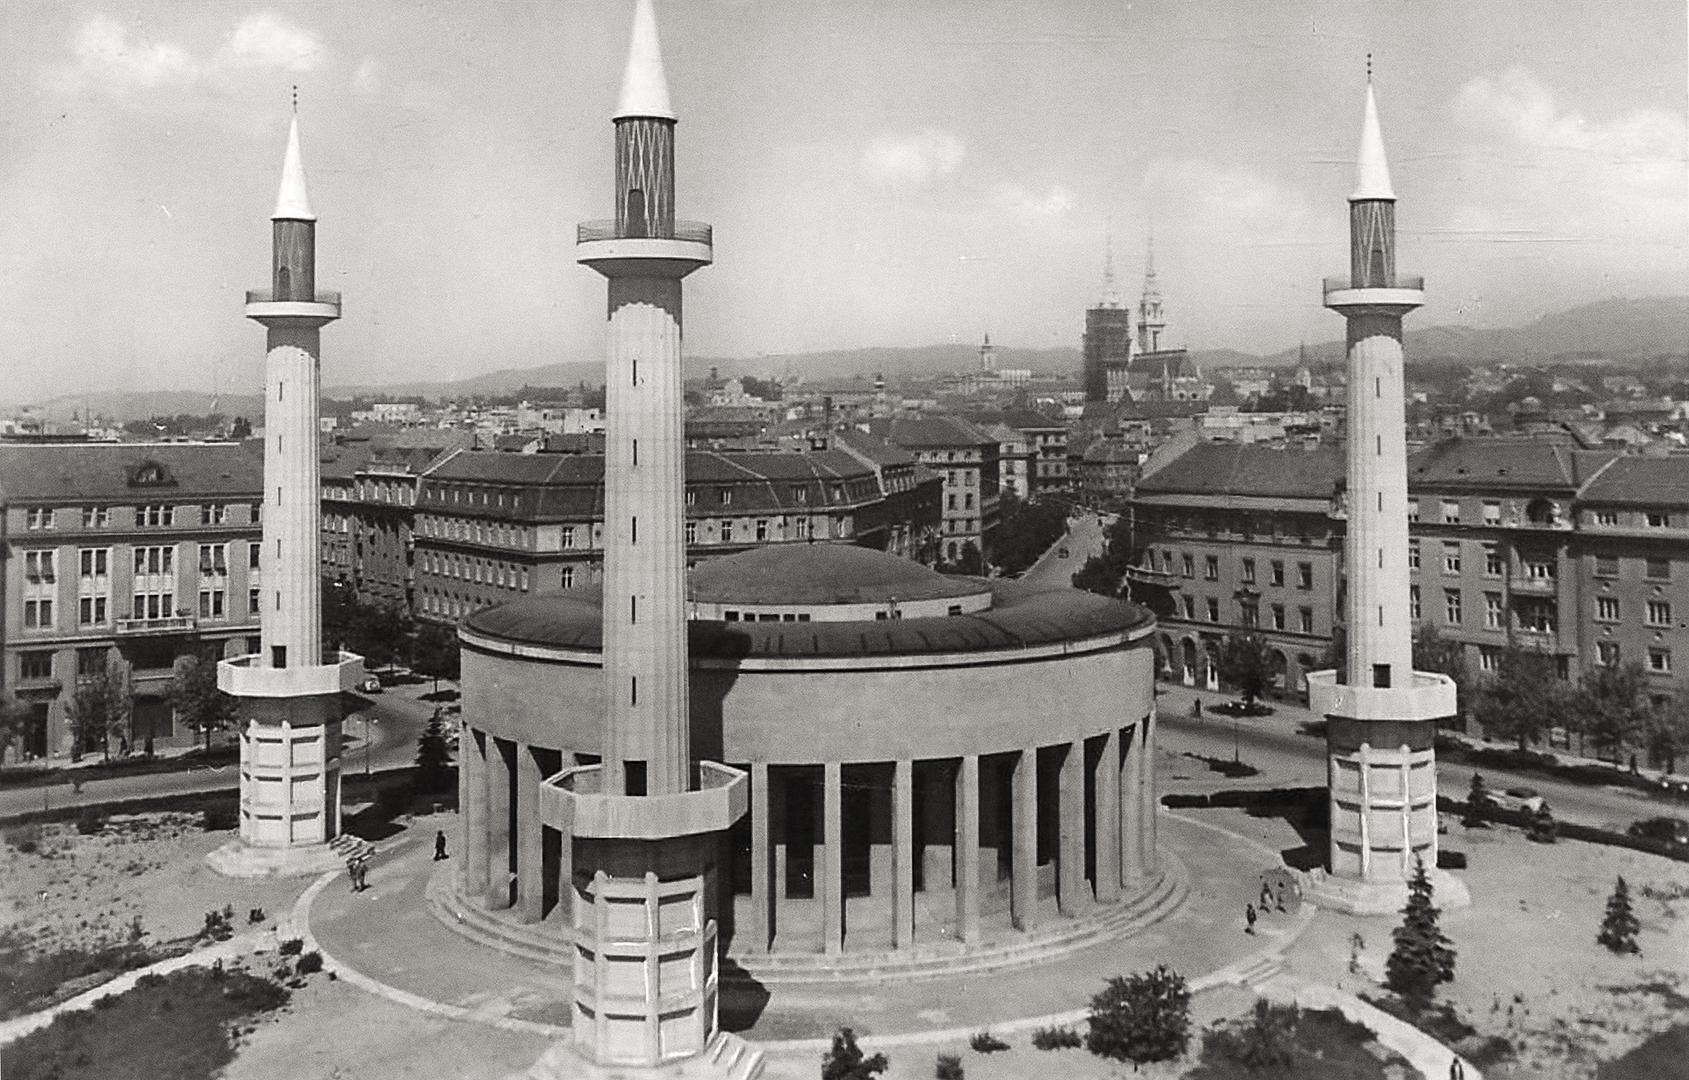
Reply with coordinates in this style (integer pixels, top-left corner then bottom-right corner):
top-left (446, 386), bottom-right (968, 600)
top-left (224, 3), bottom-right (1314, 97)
top-left (1184, 1001), bottom-right (1408, 1080)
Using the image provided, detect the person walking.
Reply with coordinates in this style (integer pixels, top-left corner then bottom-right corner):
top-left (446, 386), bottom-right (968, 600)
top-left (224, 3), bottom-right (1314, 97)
top-left (1449, 1055), bottom-right (1465, 1080)
top-left (347, 856), bottom-right (360, 893)
top-left (1259, 880), bottom-right (1273, 910)
top-left (1193, 697), bottom-right (1203, 718)
top-left (434, 829), bottom-right (449, 861)
top-left (1245, 903), bottom-right (1257, 935)
top-left (1275, 883), bottom-right (1288, 912)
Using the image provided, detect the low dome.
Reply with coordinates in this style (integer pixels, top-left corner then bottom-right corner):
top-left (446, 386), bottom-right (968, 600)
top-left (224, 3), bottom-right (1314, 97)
top-left (688, 544), bottom-right (986, 607)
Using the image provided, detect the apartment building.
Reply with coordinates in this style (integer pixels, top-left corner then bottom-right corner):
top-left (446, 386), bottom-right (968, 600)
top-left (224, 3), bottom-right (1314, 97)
top-left (867, 416), bottom-right (1001, 564)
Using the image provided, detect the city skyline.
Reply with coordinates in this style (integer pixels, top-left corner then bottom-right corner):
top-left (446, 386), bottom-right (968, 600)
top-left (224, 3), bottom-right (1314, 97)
top-left (1, 0), bottom-right (1683, 404)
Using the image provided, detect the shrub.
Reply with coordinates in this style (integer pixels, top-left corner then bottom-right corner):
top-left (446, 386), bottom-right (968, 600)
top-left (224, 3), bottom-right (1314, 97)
top-left (1031, 1025), bottom-right (1082, 1050)
top-left (934, 1052), bottom-right (963, 1080)
top-left (821, 1027), bottom-right (888, 1080)
top-left (968, 1031), bottom-right (1009, 1054)
top-left (1085, 965), bottom-right (1192, 1065)
top-left (200, 908), bottom-right (234, 942)
top-left (76, 807), bottom-right (107, 835)
top-left (1528, 804), bottom-right (1558, 844)
top-left (5, 824), bottom-right (43, 854)
top-left (199, 804), bottom-right (238, 832)
top-left (278, 938), bottom-right (304, 957)
top-left (295, 951), bottom-right (324, 975)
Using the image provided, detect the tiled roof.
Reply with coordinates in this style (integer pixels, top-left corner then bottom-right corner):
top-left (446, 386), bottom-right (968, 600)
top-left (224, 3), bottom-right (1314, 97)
top-left (1577, 454), bottom-right (1689, 507)
top-left (967, 408), bottom-right (1066, 432)
top-left (1134, 441), bottom-right (1343, 499)
top-left (833, 430), bottom-right (915, 468)
top-left (869, 416), bottom-right (996, 450)
top-left (1407, 437), bottom-right (1617, 492)
top-left (0, 442), bottom-right (263, 502)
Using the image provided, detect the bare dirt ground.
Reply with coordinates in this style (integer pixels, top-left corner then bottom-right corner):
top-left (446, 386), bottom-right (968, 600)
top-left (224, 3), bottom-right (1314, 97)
top-left (1206, 802), bottom-right (1689, 1080)
top-left (0, 813), bottom-right (309, 953)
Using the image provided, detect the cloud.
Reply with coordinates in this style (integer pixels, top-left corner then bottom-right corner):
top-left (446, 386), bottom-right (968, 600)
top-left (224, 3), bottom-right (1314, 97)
top-left (224, 13), bottom-right (323, 73)
top-left (69, 16), bottom-right (200, 88)
top-left (993, 183), bottom-right (1074, 219)
top-left (1142, 158), bottom-right (1317, 241)
top-left (353, 57), bottom-right (383, 95)
top-left (859, 129), bottom-right (966, 189)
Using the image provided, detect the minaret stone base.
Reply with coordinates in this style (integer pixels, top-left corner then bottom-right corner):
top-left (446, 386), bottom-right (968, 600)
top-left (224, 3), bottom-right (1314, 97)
top-left (206, 653), bottom-right (365, 878)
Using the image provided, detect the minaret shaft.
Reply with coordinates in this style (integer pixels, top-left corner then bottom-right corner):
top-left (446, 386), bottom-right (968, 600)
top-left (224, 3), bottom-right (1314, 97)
top-left (260, 324), bottom-right (324, 668)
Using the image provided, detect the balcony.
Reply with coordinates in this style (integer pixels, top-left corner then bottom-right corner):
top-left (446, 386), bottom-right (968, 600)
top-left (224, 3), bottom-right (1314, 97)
top-left (1509, 574), bottom-right (1559, 596)
top-left (217, 650), bottom-right (364, 698)
top-left (245, 289), bottom-right (341, 323)
top-left (576, 219), bottom-right (713, 279)
top-left (576, 220), bottom-right (712, 245)
top-left (245, 289), bottom-right (342, 305)
top-left (1321, 275), bottom-right (1424, 294)
top-left (539, 760), bottom-right (747, 840)
top-left (115, 614), bottom-right (197, 636)
top-left (1126, 565), bottom-right (1180, 588)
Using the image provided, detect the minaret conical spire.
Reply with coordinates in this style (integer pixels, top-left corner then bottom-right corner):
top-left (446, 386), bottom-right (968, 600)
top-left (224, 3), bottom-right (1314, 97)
top-left (1351, 78), bottom-right (1395, 201)
top-left (615, 0), bottom-right (675, 120)
top-left (272, 112), bottom-right (315, 221)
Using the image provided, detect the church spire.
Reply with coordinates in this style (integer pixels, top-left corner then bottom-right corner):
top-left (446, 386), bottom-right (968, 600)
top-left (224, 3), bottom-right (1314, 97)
top-left (271, 111), bottom-right (315, 221)
top-left (1100, 219), bottom-right (1122, 308)
top-left (615, 0), bottom-right (675, 120)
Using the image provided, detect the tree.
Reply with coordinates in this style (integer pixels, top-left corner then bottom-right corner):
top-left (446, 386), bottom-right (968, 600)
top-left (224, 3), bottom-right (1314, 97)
top-left (1576, 661), bottom-right (1650, 763)
top-left (1474, 644), bottom-right (1563, 751)
top-left (1384, 857), bottom-right (1456, 1012)
top-left (1070, 553), bottom-right (1122, 598)
top-left (988, 495), bottom-right (1069, 577)
top-left (1217, 632), bottom-right (1275, 709)
top-left (1462, 773), bottom-right (1490, 828)
top-left (67, 661), bottom-right (132, 763)
top-left (1527, 803), bottom-right (1558, 844)
top-left (821, 1028), bottom-right (887, 1080)
top-left (415, 710), bottom-right (453, 793)
top-left (1597, 876), bottom-right (1641, 954)
top-left (1413, 622), bottom-right (1471, 717)
top-left (938, 542), bottom-right (984, 577)
top-left (170, 653), bottom-right (236, 750)
top-left (0, 693), bottom-right (33, 766)
top-left (1644, 693), bottom-right (1689, 774)
top-left (230, 416), bottom-right (253, 439)
top-left (1084, 965), bottom-right (1192, 1066)
top-left (411, 624), bottom-right (462, 694)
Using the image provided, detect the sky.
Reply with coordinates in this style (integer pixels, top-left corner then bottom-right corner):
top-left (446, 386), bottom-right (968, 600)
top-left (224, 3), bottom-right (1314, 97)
top-left (0, 0), bottom-right (1684, 403)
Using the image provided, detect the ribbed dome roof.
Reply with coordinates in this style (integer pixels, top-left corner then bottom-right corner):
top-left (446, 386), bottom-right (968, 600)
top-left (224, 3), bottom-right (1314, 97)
top-left (688, 544), bottom-right (987, 606)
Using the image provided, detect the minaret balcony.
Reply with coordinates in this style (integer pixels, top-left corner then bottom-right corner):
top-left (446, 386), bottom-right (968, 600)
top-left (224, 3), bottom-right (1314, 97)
top-left (1322, 276), bottom-right (1424, 313)
top-left (577, 219), bottom-right (712, 278)
top-left (217, 650), bottom-right (365, 698)
top-left (245, 289), bottom-right (342, 323)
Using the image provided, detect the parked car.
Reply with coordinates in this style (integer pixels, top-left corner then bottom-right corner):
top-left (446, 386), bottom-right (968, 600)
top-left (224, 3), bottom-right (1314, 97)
top-left (1057, 547), bottom-right (1070, 558)
top-left (1627, 816), bottom-right (1689, 848)
top-left (1488, 786), bottom-right (1545, 814)
top-left (357, 676), bottom-right (384, 694)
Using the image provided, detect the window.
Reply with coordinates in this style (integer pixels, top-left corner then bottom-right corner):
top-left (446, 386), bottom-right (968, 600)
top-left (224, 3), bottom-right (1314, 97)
top-left (1204, 555), bottom-right (1219, 581)
top-left (23, 598), bottom-right (54, 629)
top-left (1484, 592), bottom-right (1503, 630)
top-left (1297, 562), bottom-right (1313, 590)
top-left (1441, 500), bottom-right (1460, 525)
top-left (19, 651), bottom-right (53, 681)
top-left (1649, 648), bottom-right (1672, 674)
top-left (794, 517), bottom-right (810, 540)
top-left (684, 521), bottom-right (698, 545)
top-left (1647, 512), bottom-right (1671, 528)
top-left (756, 519), bottom-right (769, 542)
top-left (26, 507), bottom-right (55, 530)
top-left (1409, 585), bottom-right (1421, 623)
top-left (1518, 600), bottom-right (1556, 634)
top-left (1181, 554), bottom-right (1194, 578)
top-left (1239, 598), bottom-right (1259, 627)
top-left (78, 548), bottom-right (110, 627)
top-left (82, 506), bottom-right (109, 528)
top-left (138, 504), bottom-right (174, 527)
top-left (24, 550), bottom-right (57, 584)
top-left (1647, 600), bottom-right (1673, 626)
top-left (721, 520), bottom-right (734, 543)
top-left (1597, 641), bottom-right (1621, 667)
top-left (1483, 544), bottom-right (1503, 577)
top-left (792, 485), bottom-right (807, 504)
top-left (1482, 501), bottom-right (1501, 525)
top-left (77, 648), bottom-right (107, 678)
top-left (1241, 558), bottom-right (1256, 585)
top-left (1206, 597), bottom-right (1220, 622)
top-left (249, 541), bottom-right (261, 570)
top-left (1271, 603), bottom-right (1286, 630)
top-left (1444, 588), bottom-right (1462, 625)
top-left (685, 490), bottom-right (696, 507)
top-left (1406, 499), bottom-right (1419, 523)
top-left (1478, 645), bottom-right (1500, 673)
top-left (1298, 606), bottom-right (1314, 634)
top-left (964, 492), bottom-right (974, 510)
top-left (1181, 595), bottom-right (1195, 619)
top-left (1443, 543), bottom-right (1461, 575)
top-left (1408, 539), bottom-right (1420, 570)
top-left (1523, 559), bottom-right (1554, 581)
top-left (1270, 560), bottom-right (1285, 587)
top-left (560, 566), bottom-right (575, 589)
top-left (1646, 558), bottom-right (1670, 580)
top-left (201, 503), bottom-right (227, 525)
top-left (132, 545), bottom-right (176, 622)
top-left (1594, 510), bottom-right (1619, 526)
top-left (1597, 597), bottom-right (1620, 622)
top-left (947, 494), bottom-right (957, 511)
top-left (249, 587), bottom-right (261, 615)
top-left (719, 488), bottom-right (732, 506)
top-left (1595, 555), bottom-right (1619, 577)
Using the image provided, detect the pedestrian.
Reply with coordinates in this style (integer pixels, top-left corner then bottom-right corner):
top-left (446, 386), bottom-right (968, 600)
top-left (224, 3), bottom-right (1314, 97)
top-left (1193, 697), bottom-right (1203, 718)
top-left (1245, 903), bottom-right (1257, 935)
top-left (1259, 880), bottom-right (1272, 909)
top-left (354, 856), bottom-right (368, 892)
top-left (1449, 1055), bottom-right (1465, 1080)
top-left (347, 857), bottom-right (359, 892)
top-left (434, 829), bottom-right (449, 861)
top-left (1275, 883), bottom-right (1288, 912)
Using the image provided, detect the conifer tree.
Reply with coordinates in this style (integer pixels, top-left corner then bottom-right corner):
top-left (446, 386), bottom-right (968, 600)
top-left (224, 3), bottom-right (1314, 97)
top-left (1385, 857), bottom-right (1456, 1012)
top-left (1462, 772), bottom-right (1489, 828)
top-left (1597, 876), bottom-right (1641, 955)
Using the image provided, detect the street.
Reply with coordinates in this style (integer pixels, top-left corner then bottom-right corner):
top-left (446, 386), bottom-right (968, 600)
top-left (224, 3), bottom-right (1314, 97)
top-left (0, 681), bottom-right (441, 819)
top-left (1018, 511), bottom-right (1108, 588)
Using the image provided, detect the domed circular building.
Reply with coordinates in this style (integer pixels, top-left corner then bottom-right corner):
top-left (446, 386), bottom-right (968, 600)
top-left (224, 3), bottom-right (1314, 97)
top-left (449, 544), bottom-right (1168, 973)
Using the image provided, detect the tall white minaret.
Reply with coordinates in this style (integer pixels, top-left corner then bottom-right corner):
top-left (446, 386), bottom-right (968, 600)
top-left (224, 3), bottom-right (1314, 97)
top-left (532, 3), bottom-right (754, 1075)
top-left (1306, 70), bottom-right (1465, 913)
top-left (210, 105), bottom-right (365, 878)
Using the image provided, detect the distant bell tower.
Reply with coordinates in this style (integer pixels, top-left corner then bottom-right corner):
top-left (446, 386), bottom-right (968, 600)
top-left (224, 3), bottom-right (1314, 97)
top-left (1304, 68), bottom-right (1468, 915)
top-left (1137, 236), bottom-right (1166, 353)
top-left (1082, 225), bottom-right (1134, 403)
top-left (978, 332), bottom-right (997, 373)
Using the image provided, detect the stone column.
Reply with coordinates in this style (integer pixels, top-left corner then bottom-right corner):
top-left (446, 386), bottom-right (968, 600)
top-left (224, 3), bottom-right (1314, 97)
top-left (463, 728), bottom-right (489, 898)
top-left (750, 762), bottom-right (772, 953)
top-left (484, 736), bottom-right (513, 910)
top-left (1358, 741), bottom-right (1373, 879)
top-left (1058, 738), bottom-right (1088, 915)
top-left (954, 754), bottom-right (980, 943)
top-left (1011, 745), bottom-right (1039, 931)
top-left (921, 763), bottom-right (953, 891)
top-left (1140, 711), bottom-right (1158, 874)
top-left (822, 761), bottom-right (843, 955)
top-left (516, 744), bottom-right (543, 922)
top-left (893, 759), bottom-right (915, 948)
top-left (1120, 723), bottom-right (1142, 889)
top-left (1094, 729), bottom-right (1122, 903)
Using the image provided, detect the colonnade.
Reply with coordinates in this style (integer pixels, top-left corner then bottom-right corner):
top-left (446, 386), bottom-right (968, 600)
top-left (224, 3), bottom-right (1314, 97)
top-left (457, 715), bottom-right (1159, 954)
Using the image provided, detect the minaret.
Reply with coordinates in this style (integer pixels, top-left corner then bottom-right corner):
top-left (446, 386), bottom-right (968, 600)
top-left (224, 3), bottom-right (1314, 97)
top-left (529, 3), bottom-right (752, 1075)
top-left (1137, 235), bottom-right (1166, 353)
top-left (1305, 71), bottom-right (1466, 913)
top-left (209, 104), bottom-right (364, 878)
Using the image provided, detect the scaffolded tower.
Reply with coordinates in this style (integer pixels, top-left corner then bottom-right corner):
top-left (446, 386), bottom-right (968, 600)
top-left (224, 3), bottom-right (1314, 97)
top-left (209, 110), bottom-right (365, 877)
top-left (1305, 75), bottom-right (1468, 914)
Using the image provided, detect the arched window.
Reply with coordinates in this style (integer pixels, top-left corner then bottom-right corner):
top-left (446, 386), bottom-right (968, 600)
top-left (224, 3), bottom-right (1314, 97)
top-left (277, 265), bottom-right (291, 298)
top-left (624, 189), bottom-right (647, 238)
